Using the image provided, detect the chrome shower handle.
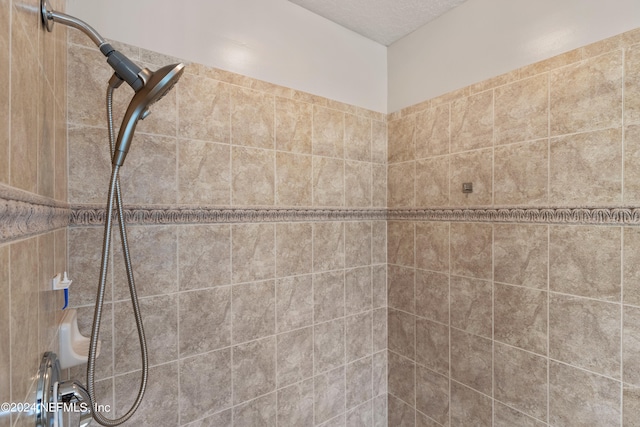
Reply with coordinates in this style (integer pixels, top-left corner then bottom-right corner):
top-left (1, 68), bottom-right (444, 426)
top-left (57, 380), bottom-right (93, 427)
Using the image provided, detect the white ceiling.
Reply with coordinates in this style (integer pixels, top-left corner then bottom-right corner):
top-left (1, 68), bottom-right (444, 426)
top-left (288, 0), bottom-right (469, 46)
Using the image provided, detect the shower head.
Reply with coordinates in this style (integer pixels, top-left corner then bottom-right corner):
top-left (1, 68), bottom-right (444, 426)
top-left (112, 62), bottom-right (185, 166)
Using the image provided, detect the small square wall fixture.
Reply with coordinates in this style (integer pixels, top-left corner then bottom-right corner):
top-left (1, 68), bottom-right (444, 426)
top-left (462, 182), bottom-right (473, 193)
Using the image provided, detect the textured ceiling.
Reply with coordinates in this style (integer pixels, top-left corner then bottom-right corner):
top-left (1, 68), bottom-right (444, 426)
top-left (288, 0), bottom-right (469, 46)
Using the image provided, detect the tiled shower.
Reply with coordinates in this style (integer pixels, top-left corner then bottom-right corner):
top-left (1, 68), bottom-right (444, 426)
top-left (2, 1), bottom-right (640, 426)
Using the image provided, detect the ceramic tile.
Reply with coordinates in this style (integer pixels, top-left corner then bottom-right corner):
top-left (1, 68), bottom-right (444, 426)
top-left (387, 394), bottom-right (415, 427)
top-left (314, 270), bottom-right (345, 323)
top-left (372, 163), bottom-right (387, 207)
top-left (178, 139), bottom-right (230, 205)
top-left (67, 126), bottom-right (111, 204)
top-left (232, 146), bottom-right (275, 205)
top-left (346, 401), bottom-right (373, 427)
top-left (415, 222), bottom-right (449, 273)
top-left (494, 283), bottom-right (547, 355)
top-left (276, 152), bottom-right (312, 206)
top-left (345, 267), bottom-right (372, 315)
top-left (415, 270), bottom-right (449, 324)
top-left (624, 386), bottom-right (640, 427)
top-left (415, 156), bottom-right (449, 207)
top-left (387, 161), bottom-right (415, 208)
top-left (549, 128), bottom-right (622, 206)
top-left (345, 160), bottom-right (372, 207)
top-left (314, 318), bottom-right (345, 373)
top-left (314, 367), bottom-right (346, 425)
top-left (313, 156), bottom-right (345, 206)
top-left (345, 222), bottom-right (372, 268)
top-left (494, 224), bottom-right (548, 289)
top-left (313, 106), bottom-right (344, 158)
top-left (388, 309), bottom-right (415, 360)
top-left (449, 149), bottom-right (493, 206)
top-left (494, 402), bottom-right (547, 427)
top-left (231, 86), bottom-right (275, 149)
top-left (550, 293), bottom-right (621, 378)
top-left (372, 265), bottom-right (387, 309)
top-left (276, 275), bottom-right (313, 332)
top-left (277, 379), bottom-right (314, 427)
top-left (450, 381), bottom-right (492, 427)
top-left (450, 328), bottom-right (492, 395)
top-left (550, 50), bottom-right (623, 135)
top-left (232, 223), bottom-right (275, 283)
top-left (177, 74), bottom-right (230, 143)
top-left (450, 222), bottom-right (492, 280)
top-left (624, 305), bottom-right (640, 387)
top-left (450, 91), bottom-right (493, 153)
top-left (388, 265), bottom-right (415, 314)
top-left (0, 246), bottom-right (9, 407)
top-left (232, 280), bottom-right (276, 343)
top-left (415, 318), bottom-right (449, 376)
top-left (415, 104), bottom-right (449, 158)
top-left (313, 222), bottom-right (345, 272)
top-left (179, 287), bottom-right (231, 356)
top-left (626, 45), bottom-right (640, 125)
top-left (494, 74), bottom-right (549, 145)
top-left (276, 96), bottom-right (312, 154)
top-left (388, 115), bottom-right (415, 164)
top-left (346, 311), bottom-right (373, 362)
top-left (276, 223), bottom-right (312, 277)
top-left (233, 393), bottom-right (277, 426)
top-left (346, 357), bottom-right (373, 409)
top-left (387, 221), bottom-right (414, 267)
top-left (345, 113), bottom-right (371, 162)
top-left (494, 139), bottom-right (548, 206)
top-left (388, 351), bottom-right (416, 406)
top-left (178, 225), bottom-right (231, 290)
top-left (232, 337), bottom-right (276, 404)
top-left (416, 366), bottom-right (449, 425)
top-left (450, 276), bottom-right (492, 338)
top-left (277, 326), bottom-right (313, 387)
top-left (624, 226), bottom-right (640, 306)
top-left (549, 360), bottom-right (621, 426)
top-left (372, 120), bottom-right (387, 164)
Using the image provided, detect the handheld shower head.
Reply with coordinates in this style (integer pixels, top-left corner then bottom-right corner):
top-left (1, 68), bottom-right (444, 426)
top-left (112, 63), bottom-right (185, 166)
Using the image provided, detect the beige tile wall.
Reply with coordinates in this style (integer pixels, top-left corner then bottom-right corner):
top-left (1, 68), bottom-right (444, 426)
top-left (0, 0), bottom-right (68, 426)
top-left (387, 28), bottom-right (640, 426)
top-left (66, 36), bottom-right (388, 426)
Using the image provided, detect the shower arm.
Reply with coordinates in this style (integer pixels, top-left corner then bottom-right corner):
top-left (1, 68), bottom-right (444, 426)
top-left (41, 0), bottom-right (151, 92)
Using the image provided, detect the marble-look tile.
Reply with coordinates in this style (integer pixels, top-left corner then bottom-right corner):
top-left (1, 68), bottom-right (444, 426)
top-left (373, 308), bottom-right (388, 352)
top-left (415, 156), bottom-right (449, 207)
top-left (389, 309), bottom-right (416, 360)
top-left (624, 385), bottom-right (640, 427)
top-left (0, 0), bottom-right (8, 185)
top-left (494, 342), bottom-right (547, 419)
top-left (625, 124), bottom-right (640, 204)
top-left (276, 152), bottom-right (312, 206)
top-left (494, 139), bottom-right (548, 205)
top-left (276, 223), bottom-right (312, 277)
top-left (277, 327), bottom-right (313, 387)
top-left (494, 283), bottom-right (547, 355)
top-left (113, 225), bottom-right (178, 299)
top-left (67, 126), bottom-right (112, 204)
top-left (313, 222), bottom-right (345, 272)
top-left (550, 294), bottom-right (621, 378)
top-left (415, 270), bottom-right (449, 324)
top-left (495, 74), bottom-right (549, 145)
top-left (54, 103), bottom-right (68, 201)
top-left (388, 351), bottom-right (416, 406)
top-left (450, 381), bottom-right (492, 427)
top-left (415, 412), bottom-right (440, 427)
top-left (313, 106), bottom-right (344, 158)
top-left (624, 227), bottom-right (640, 306)
top-left (450, 276), bottom-right (492, 338)
top-left (113, 294), bottom-right (178, 374)
top-left (178, 140), bottom-right (230, 205)
top-left (549, 225), bottom-right (621, 301)
top-left (450, 91), bottom-right (493, 153)
top-left (372, 265), bottom-right (387, 309)
top-left (314, 270), bottom-right (345, 322)
top-left (388, 265), bottom-right (415, 314)
top-left (549, 128), bottom-right (622, 206)
top-left (116, 362), bottom-right (179, 425)
top-left (372, 120), bottom-right (387, 164)
top-left (494, 402), bottom-right (547, 427)
top-left (231, 86), bottom-right (274, 149)
top-left (387, 161), bottom-right (415, 208)
top-left (345, 222), bottom-right (372, 268)
top-left (416, 366), bottom-right (449, 425)
top-left (450, 328), bottom-right (492, 395)
top-left (179, 287), bottom-right (231, 356)
top-left (388, 115), bottom-right (415, 164)
top-left (372, 221), bottom-right (387, 265)
top-left (346, 312), bottom-right (373, 362)
top-left (178, 225), bottom-right (231, 290)
top-left (550, 50), bottom-right (623, 135)
top-left (233, 337), bottom-right (276, 404)
top-left (347, 401), bottom-right (373, 427)
top-left (415, 318), bottom-right (449, 376)
top-left (549, 360), bottom-right (621, 426)
top-left (68, 227), bottom-right (112, 306)
top-left (10, 238), bottom-right (39, 402)
top-left (624, 305), bottom-right (640, 386)
top-left (345, 267), bottom-right (372, 315)
top-left (450, 222), bottom-right (492, 280)
top-left (234, 392), bottom-right (277, 425)
top-left (372, 164), bottom-right (387, 208)
top-left (38, 84), bottom-right (55, 198)
top-left (315, 367), bottom-right (346, 425)
top-left (626, 45), bottom-right (640, 126)
top-left (387, 221), bottom-right (415, 267)
top-left (415, 222), bottom-right (449, 273)
top-left (232, 146), bottom-right (275, 205)
top-left (415, 104), bottom-right (449, 158)
top-left (276, 275), bottom-right (313, 332)
top-left (315, 318), bottom-right (345, 373)
top-left (388, 394), bottom-right (415, 427)
top-left (179, 350), bottom-right (232, 423)
top-left (69, 304), bottom-right (113, 382)
top-left (276, 97), bottom-right (312, 154)
top-left (232, 223), bottom-right (275, 283)
top-left (345, 160), bottom-right (372, 207)
top-left (277, 379), bottom-right (314, 427)
top-left (373, 351), bottom-right (388, 397)
top-left (313, 157), bottom-right (345, 206)
top-left (346, 357), bottom-right (373, 409)
top-left (345, 113), bottom-right (372, 162)
top-left (177, 74), bottom-right (230, 143)
top-left (232, 280), bottom-right (275, 343)
top-left (450, 150), bottom-right (492, 210)
top-left (494, 224), bottom-right (548, 289)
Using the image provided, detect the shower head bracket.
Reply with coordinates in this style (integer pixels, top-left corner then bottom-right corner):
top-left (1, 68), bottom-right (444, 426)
top-left (40, 0), bottom-right (54, 32)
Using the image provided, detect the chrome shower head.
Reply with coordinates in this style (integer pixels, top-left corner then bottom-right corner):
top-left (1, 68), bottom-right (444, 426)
top-left (112, 63), bottom-right (185, 166)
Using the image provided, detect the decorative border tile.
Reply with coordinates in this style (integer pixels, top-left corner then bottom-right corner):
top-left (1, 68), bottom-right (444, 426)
top-left (0, 185), bottom-right (70, 243)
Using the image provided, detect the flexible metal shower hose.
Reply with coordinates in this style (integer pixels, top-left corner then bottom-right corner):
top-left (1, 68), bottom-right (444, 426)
top-left (85, 86), bottom-right (149, 426)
